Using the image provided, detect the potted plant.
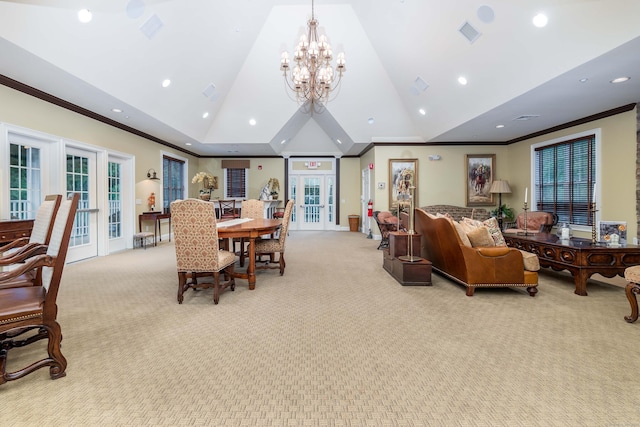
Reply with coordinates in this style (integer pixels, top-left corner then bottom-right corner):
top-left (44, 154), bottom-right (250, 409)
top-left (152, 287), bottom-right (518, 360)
top-left (268, 178), bottom-right (280, 200)
top-left (192, 171), bottom-right (214, 201)
top-left (491, 204), bottom-right (515, 222)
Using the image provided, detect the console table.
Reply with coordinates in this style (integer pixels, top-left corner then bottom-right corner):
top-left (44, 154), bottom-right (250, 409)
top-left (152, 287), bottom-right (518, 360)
top-left (503, 232), bottom-right (640, 296)
top-left (0, 219), bottom-right (34, 245)
top-left (138, 212), bottom-right (171, 246)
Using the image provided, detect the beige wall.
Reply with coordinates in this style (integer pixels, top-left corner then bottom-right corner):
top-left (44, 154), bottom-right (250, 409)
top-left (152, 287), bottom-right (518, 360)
top-left (506, 107), bottom-right (637, 240)
top-left (2, 83), bottom-right (637, 239)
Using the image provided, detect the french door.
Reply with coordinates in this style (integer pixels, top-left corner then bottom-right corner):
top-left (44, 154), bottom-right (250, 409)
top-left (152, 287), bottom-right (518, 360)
top-left (65, 146), bottom-right (98, 263)
top-left (290, 175), bottom-right (335, 231)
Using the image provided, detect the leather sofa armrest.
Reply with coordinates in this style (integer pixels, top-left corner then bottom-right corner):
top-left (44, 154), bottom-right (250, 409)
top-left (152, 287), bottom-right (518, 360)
top-left (475, 246), bottom-right (512, 257)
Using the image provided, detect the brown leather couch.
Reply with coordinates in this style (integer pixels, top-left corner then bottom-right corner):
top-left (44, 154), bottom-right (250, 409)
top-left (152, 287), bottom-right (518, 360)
top-left (412, 208), bottom-right (538, 296)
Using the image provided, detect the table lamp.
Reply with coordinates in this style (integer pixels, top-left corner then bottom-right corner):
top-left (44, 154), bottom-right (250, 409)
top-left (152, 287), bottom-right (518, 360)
top-left (489, 180), bottom-right (512, 228)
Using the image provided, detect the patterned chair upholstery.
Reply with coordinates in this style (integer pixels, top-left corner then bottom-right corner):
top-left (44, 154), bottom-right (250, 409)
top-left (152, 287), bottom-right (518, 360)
top-left (171, 199), bottom-right (236, 304)
top-left (237, 199), bottom-right (265, 266)
top-left (254, 199), bottom-right (294, 275)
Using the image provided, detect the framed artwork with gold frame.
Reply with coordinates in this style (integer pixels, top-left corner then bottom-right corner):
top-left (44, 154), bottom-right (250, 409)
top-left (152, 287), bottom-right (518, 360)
top-left (465, 154), bottom-right (495, 207)
top-left (389, 159), bottom-right (418, 211)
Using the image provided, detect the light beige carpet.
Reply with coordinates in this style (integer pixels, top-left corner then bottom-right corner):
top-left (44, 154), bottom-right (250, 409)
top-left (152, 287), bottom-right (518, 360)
top-left (1, 231), bottom-right (639, 426)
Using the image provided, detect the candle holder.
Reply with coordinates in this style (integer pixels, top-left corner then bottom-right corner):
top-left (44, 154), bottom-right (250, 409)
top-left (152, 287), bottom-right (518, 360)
top-left (590, 202), bottom-right (599, 245)
top-left (518, 202), bottom-right (529, 236)
top-left (399, 186), bottom-right (422, 262)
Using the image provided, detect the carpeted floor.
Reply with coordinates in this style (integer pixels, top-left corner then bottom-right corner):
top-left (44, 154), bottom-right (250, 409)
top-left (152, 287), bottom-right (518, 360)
top-left (1, 231), bottom-right (639, 426)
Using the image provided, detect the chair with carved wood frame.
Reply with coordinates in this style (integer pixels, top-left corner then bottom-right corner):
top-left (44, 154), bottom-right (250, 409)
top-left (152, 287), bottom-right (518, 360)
top-left (0, 192), bottom-right (79, 385)
top-left (254, 199), bottom-right (294, 275)
top-left (218, 199), bottom-right (239, 219)
top-left (171, 198), bottom-right (236, 304)
top-left (0, 194), bottom-right (62, 289)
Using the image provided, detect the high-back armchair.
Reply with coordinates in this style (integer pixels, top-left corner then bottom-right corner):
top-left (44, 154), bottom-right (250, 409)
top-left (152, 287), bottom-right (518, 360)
top-left (254, 199), bottom-right (294, 275)
top-left (171, 198), bottom-right (237, 304)
top-left (237, 200), bottom-right (265, 266)
top-left (0, 192), bottom-right (79, 385)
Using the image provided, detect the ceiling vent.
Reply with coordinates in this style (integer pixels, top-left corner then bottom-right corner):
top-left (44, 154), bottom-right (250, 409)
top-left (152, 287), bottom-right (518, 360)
top-left (202, 83), bottom-right (218, 101)
top-left (459, 21), bottom-right (481, 44)
top-left (140, 14), bottom-right (163, 39)
top-left (513, 114), bottom-right (540, 121)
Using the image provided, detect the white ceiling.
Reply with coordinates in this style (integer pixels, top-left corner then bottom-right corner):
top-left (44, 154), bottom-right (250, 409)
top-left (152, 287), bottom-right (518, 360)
top-left (0, 0), bottom-right (639, 157)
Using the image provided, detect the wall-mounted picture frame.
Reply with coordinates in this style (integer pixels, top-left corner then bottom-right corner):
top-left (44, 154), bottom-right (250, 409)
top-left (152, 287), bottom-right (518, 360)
top-left (465, 154), bottom-right (495, 207)
top-left (389, 158), bottom-right (418, 211)
top-left (598, 221), bottom-right (627, 245)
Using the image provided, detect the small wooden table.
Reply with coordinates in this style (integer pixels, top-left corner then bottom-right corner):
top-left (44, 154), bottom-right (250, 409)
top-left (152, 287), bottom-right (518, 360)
top-left (217, 218), bottom-right (281, 290)
top-left (0, 219), bottom-right (34, 245)
top-left (504, 232), bottom-right (640, 296)
top-left (138, 212), bottom-right (171, 246)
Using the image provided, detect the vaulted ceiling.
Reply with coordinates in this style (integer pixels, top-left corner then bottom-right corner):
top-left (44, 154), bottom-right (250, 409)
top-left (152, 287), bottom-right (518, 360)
top-left (0, 0), bottom-right (639, 158)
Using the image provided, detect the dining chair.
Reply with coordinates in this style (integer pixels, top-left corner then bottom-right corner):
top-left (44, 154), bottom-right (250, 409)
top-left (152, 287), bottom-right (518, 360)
top-left (171, 198), bottom-right (236, 304)
top-left (0, 194), bottom-right (63, 289)
top-left (236, 199), bottom-right (264, 266)
top-left (0, 193), bottom-right (79, 385)
top-left (254, 199), bottom-right (294, 275)
top-left (218, 199), bottom-right (239, 219)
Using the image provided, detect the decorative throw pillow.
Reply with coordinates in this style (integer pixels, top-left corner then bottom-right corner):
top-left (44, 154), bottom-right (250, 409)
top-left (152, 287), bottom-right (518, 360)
top-left (483, 217), bottom-right (507, 247)
top-left (519, 249), bottom-right (540, 271)
top-left (466, 226), bottom-right (495, 247)
top-left (452, 220), bottom-right (472, 247)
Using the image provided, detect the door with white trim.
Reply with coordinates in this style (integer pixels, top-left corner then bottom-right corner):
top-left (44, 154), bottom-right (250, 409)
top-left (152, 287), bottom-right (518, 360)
top-left (65, 146), bottom-right (98, 263)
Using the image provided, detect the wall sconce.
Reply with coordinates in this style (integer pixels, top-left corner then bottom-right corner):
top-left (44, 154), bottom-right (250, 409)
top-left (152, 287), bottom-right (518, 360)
top-left (147, 168), bottom-right (160, 180)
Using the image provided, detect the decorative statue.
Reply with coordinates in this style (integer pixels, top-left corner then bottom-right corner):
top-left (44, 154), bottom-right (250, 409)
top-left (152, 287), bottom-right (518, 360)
top-left (259, 183), bottom-right (270, 200)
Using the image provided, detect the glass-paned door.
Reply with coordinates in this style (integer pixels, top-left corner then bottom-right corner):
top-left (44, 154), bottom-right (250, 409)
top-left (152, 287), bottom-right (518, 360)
top-left (9, 143), bottom-right (41, 219)
top-left (292, 175), bottom-right (335, 230)
top-left (65, 147), bottom-right (98, 263)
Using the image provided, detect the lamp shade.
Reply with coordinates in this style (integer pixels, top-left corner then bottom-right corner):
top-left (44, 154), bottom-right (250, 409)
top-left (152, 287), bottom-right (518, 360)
top-left (489, 180), bottom-right (512, 194)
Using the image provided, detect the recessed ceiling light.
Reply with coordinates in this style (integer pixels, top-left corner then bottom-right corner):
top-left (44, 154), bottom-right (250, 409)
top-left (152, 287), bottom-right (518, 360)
top-left (419, 108), bottom-right (426, 116)
top-left (78, 9), bottom-right (92, 23)
top-left (280, 139), bottom-right (287, 145)
top-left (185, 142), bottom-right (192, 146)
top-left (202, 112), bottom-right (209, 119)
top-left (367, 117), bottom-right (375, 124)
top-left (532, 13), bottom-right (548, 28)
top-left (162, 79), bottom-right (171, 88)
top-left (336, 139), bottom-right (342, 144)
top-left (249, 118), bottom-right (256, 126)
top-left (610, 77), bottom-right (630, 84)
top-left (111, 108), bottom-right (122, 113)
top-left (496, 124), bottom-right (504, 129)
top-left (579, 78), bottom-right (588, 83)
top-left (457, 76), bottom-right (468, 85)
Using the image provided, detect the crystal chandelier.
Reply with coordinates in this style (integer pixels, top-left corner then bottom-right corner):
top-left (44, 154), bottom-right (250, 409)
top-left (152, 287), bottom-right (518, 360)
top-left (280, 0), bottom-right (346, 108)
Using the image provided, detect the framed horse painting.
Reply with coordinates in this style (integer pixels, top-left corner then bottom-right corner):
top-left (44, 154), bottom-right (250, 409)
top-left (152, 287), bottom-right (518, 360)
top-left (465, 154), bottom-right (495, 207)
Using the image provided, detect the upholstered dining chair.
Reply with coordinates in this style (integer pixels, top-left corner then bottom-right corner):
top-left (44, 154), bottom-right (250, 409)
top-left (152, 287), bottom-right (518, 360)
top-left (0, 194), bottom-right (62, 263)
top-left (0, 192), bottom-right (79, 385)
top-left (254, 199), bottom-right (294, 276)
top-left (171, 198), bottom-right (236, 304)
top-left (236, 199), bottom-right (264, 266)
top-left (0, 194), bottom-right (63, 289)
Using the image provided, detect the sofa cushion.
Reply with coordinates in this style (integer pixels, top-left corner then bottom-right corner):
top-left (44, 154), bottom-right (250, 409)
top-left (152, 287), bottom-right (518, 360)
top-left (519, 250), bottom-right (540, 271)
top-left (452, 220), bottom-right (472, 247)
top-left (461, 217), bottom-right (507, 247)
top-left (467, 226), bottom-right (495, 247)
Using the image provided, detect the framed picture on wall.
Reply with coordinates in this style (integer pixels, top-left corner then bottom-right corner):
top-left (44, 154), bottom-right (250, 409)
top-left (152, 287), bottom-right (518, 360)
top-left (465, 154), bottom-right (495, 207)
top-left (389, 159), bottom-right (418, 212)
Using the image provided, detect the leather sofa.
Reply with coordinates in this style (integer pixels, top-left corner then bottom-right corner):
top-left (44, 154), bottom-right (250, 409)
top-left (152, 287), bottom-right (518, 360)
top-left (411, 208), bottom-right (538, 296)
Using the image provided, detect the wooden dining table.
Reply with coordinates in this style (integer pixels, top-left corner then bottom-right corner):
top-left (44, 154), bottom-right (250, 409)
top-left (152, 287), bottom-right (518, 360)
top-left (217, 218), bottom-right (281, 290)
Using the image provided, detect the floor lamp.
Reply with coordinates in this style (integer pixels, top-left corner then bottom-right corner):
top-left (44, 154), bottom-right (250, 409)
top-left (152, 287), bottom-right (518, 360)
top-left (489, 180), bottom-right (512, 229)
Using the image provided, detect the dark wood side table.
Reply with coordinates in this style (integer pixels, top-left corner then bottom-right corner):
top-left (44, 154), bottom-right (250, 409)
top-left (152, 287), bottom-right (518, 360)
top-left (0, 219), bottom-right (35, 246)
top-left (138, 212), bottom-right (171, 246)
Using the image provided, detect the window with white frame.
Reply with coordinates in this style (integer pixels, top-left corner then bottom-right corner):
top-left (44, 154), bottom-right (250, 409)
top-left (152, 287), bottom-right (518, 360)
top-left (222, 160), bottom-right (249, 199)
top-left (163, 155), bottom-right (185, 213)
top-left (9, 143), bottom-right (42, 220)
top-left (108, 161), bottom-right (122, 239)
top-left (534, 132), bottom-right (597, 226)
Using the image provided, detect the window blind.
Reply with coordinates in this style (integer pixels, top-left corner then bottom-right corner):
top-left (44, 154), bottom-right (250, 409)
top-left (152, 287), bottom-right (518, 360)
top-left (534, 134), bottom-right (595, 226)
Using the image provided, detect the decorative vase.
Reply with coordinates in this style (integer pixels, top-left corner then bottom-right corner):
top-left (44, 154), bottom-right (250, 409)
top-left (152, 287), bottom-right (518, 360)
top-left (199, 193), bottom-right (210, 201)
